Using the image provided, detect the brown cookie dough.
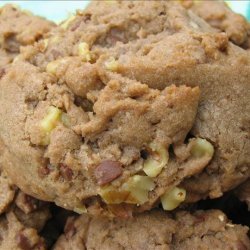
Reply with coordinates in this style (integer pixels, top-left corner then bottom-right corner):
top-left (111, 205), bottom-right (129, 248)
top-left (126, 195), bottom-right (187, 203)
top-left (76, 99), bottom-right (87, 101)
top-left (0, 60), bottom-right (202, 216)
top-left (0, 169), bottom-right (51, 249)
top-left (0, 1), bottom-right (249, 215)
top-left (0, 49), bottom-right (12, 68)
top-left (183, 0), bottom-right (250, 49)
top-left (54, 209), bottom-right (250, 250)
top-left (0, 4), bottom-right (55, 73)
top-left (0, 169), bottom-right (16, 215)
top-left (0, 212), bottom-right (46, 250)
top-left (0, 4), bottom-right (55, 54)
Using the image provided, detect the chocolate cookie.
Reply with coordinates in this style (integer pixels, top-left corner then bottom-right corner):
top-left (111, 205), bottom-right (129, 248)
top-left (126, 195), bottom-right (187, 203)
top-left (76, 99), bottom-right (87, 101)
top-left (54, 209), bottom-right (250, 250)
top-left (0, 1), bottom-right (249, 215)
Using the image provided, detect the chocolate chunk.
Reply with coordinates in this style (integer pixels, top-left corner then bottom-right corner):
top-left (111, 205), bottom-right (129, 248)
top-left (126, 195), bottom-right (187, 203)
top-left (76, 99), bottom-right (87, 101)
top-left (16, 232), bottom-right (32, 250)
top-left (94, 160), bottom-right (123, 186)
top-left (59, 164), bottom-right (73, 181)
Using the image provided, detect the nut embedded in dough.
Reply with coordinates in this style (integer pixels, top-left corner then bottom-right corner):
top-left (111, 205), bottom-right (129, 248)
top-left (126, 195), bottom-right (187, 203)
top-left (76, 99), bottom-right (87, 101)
top-left (191, 138), bottom-right (214, 158)
top-left (143, 143), bottom-right (169, 178)
top-left (161, 187), bottom-right (186, 211)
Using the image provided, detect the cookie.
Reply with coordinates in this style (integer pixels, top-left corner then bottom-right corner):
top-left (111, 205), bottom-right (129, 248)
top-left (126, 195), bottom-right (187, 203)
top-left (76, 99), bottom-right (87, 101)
top-left (0, 169), bottom-right (51, 249)
top-left (0, 1), bottom-right (249, 215)
top-left (0, 4), bottom-right (55, 72)
top-left (54, 209), bottom-right (250, 250)
top-left (0, 4), bottom-right (55, 54)
top-left (0, 60), bottom-right (202, 216)
top-left (0, 212), bottom-right (46, 250)
top-left (182, 0), bottom-right (250, 49)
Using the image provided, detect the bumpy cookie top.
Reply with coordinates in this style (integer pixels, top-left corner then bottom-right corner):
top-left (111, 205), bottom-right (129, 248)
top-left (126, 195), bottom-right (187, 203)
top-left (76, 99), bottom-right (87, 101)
top-left (0, 1), bottom-right (249, 216)
top-left (0, 4), bottom-right (55, 53)
top-left (0, 4), bottom-right (55, 75)
top-left (0, 60), bottom-right (202, 216)
top-left (54, 209), bottom-right (250, 250)
top-left (183, 0), bottom-right (250, 49)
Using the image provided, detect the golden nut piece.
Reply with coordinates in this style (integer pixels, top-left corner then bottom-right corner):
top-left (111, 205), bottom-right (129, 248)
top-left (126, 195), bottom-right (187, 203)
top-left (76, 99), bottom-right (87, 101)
top-left (60, 15), bottom-right (76, 30)
top-left (46, 58), bottom-right (68, 75)
top-left (40, 106), bottom-right (62, 146)
top-left (46, 60), bottom-right (60, 75)
top-left (160, 187), bottom-right (186, 211)
top-left (78, 42), bottom-right (92, 62)
top-left (191, 138), bottom-right (214, 158)
top-left (40, 39), bottom-right (48, 52)
top-left (73, 205), bottom-right (87, 214)
top-left (143, 143), bottom-right (169, 178)
top-left (99, 175), bottom-right (155, 205)
top-left (99, 186), bottom-right (130, 205)
top-left (104, 57), bottom-right (119, 71)
top-left (40, 106), bottom-right (62, 133)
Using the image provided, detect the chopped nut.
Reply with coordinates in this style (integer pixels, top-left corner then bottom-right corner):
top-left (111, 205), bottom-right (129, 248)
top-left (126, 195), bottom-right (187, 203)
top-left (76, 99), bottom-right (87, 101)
top-left (122, 175), bottom-right (155, 205)
top-left (46, 60), bottom-right (60, 75)
top-left (40, 39), bottom-right (48, 52)
top-left (191, 138), bottom-right (214, 158)
top-left (161, 187), bottom-right (186, 211)
top-left (99, 186), bottom-right (130, 204)
top-left (218, 214), bottom-right (225, 222)
top-left (104, 57), bottom-right (119, 71)
top-left (46, 58), bottom-right (69, 75)
top-left (61, 113), bottom-right (71, 127)
top-left (99, 175), bottom-right (155, 205)
top-left (226, 223), bottom-right (235, 228)
top-left (40, 106), bottom-right (62, 133)
top-left (13, 55), bottom-right (22, 63)
top-left (190, 21), bottom-right (199, 29)
top-left (60, 15), bottom-right (76, 30)
top-left (143, 143), bottom-right (169, 177)
top-left (73, 205), bottom-right (87, 214)
top-left (40, 106), bottom-right (63, 145)
top-left (78, 42), bottom-right (91, 62)
top-left (94, 160), bottom-right (123, 186)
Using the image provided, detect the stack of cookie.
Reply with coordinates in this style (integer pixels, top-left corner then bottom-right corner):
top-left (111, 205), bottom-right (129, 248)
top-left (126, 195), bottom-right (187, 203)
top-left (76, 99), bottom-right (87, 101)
top-left (0, 1), bottom-right (249, 249)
